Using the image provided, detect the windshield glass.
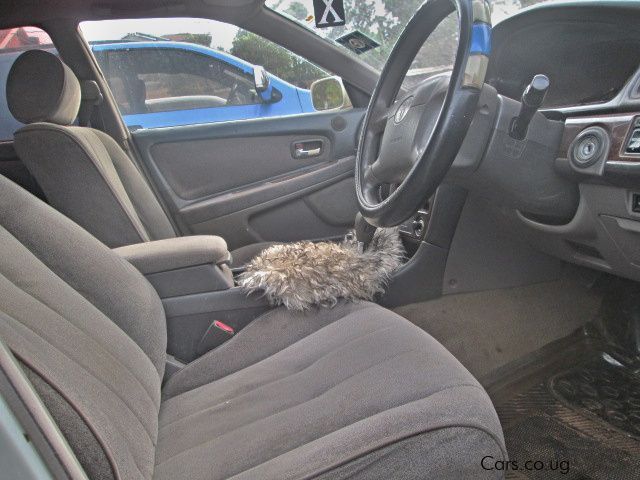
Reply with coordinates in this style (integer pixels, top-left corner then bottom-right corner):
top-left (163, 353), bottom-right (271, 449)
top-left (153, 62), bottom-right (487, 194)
top-left (267, 0), bottom-right (559, 72)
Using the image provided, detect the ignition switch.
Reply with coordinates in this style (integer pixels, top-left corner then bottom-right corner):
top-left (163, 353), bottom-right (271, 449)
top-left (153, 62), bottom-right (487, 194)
top-left (412, 217), bottom-right (425, 237)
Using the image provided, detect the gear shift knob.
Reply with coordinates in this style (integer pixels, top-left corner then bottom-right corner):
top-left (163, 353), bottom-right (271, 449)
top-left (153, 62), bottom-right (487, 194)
top-left (354, 213), bottom-right (376, 251)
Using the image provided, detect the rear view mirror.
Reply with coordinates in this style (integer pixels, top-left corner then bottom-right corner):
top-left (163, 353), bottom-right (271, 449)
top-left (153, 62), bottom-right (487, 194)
top-left (253, 65), bottom-right (275, 103)
top-left (310, 76), bottom-right (350, 111)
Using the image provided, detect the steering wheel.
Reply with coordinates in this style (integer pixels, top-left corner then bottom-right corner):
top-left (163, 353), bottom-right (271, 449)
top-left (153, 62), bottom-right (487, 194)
top-left (356, 0), bottom-right (492, 227)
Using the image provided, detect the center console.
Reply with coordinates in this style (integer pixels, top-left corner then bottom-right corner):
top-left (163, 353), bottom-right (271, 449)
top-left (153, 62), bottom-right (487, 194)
top-left (398, 207), bottom-right (431, 256)
top-left (115, 191), bottom-right (463, 364)
top-left (115, 236), bottom-right (271, 363)
top-left (380, 185), bottom-right (468, 307)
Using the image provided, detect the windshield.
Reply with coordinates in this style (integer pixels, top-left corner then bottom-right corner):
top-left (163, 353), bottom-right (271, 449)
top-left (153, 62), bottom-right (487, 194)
top-left (267, 0), bottom-right (560, 72)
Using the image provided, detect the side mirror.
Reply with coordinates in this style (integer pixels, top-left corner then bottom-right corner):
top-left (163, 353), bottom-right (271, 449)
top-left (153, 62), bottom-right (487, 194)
top-left (310, 76), bottom-right (350, 111)
top-left (253, 65), bottom-right (275, 103)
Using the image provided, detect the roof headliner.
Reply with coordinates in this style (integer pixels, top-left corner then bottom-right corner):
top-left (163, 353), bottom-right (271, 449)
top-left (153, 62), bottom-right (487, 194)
top-left (0, 0), bottom-right (263, 29)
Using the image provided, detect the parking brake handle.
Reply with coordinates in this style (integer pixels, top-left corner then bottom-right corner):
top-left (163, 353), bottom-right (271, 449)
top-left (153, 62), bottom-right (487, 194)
top-left (510, 74), bottom-right (550, 140)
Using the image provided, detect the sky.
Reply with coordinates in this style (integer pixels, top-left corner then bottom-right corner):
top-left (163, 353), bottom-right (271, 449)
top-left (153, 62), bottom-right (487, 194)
top-left (80, 18), bottom-right (240, 50)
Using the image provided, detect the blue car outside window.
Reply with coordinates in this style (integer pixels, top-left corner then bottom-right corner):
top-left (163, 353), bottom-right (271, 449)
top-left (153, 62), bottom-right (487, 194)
top-left (91, 42), bottom-right (316, 130)
top-left (0, 40), bottom-right (317, 139)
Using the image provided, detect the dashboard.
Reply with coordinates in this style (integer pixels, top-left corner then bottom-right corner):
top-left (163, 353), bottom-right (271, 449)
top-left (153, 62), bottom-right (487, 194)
top-left (486, 3), bottom-right (640, 110)
top-left (475, 2), bottom-right (640, 285)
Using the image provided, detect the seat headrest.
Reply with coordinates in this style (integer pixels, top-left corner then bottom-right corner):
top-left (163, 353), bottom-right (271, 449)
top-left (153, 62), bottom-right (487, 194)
top-left (130, 78), bottom-right (147, 113)
top-left (7, 50), bottom-right (81, 125)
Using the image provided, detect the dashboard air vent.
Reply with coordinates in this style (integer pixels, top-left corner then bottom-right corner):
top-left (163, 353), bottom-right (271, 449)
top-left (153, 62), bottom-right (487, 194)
top-left (626, 118), bottom-right (640, 154)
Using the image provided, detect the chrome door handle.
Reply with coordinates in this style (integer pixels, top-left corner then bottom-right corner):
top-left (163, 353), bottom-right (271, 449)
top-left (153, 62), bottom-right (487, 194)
top-left (295, 146), bottom-right (321, 158)
top-left (292, 140), bottom-right (323, 159)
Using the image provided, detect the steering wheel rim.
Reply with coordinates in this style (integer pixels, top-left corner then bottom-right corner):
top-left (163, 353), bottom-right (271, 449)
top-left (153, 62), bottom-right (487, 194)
top-left (356, 0), bottom-right (492, 227)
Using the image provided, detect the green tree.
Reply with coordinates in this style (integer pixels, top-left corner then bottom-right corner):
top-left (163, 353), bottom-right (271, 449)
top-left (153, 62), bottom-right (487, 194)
top-left (332, 0), bottom-right (458, 71)
top-left (231, 0), bottom-right (458, 90)
top-left (230, 30), bottom-right (325, 89)
top-left (171, 33), bottom-right (212, 47)
top-left (285, 1), bottom-right (309, 21)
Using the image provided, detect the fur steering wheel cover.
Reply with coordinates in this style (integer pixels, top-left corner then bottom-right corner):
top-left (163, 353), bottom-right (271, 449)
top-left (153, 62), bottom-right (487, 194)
top-left (238, 229), bottom-right (404, 311)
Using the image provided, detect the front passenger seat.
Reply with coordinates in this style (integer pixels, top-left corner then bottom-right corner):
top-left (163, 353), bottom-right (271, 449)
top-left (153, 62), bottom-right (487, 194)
top-left (6, 49), bottom-right (273, 266)
top-left (0, 174), bottom-right (506, 479)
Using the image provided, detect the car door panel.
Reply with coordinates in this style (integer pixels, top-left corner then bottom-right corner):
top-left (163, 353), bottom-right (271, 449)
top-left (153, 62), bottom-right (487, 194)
top-left (179, 155), bottom-right (355, 224)
top-left (132, 108), bottom-right (364, 249)
top-left (148, 133), bottom-right (333, 201)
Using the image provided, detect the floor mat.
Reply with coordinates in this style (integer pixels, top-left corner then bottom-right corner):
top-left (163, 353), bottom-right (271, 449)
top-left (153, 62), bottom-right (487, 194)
top-left (551, 354), bottom-right (640, 440)
top-left (494, 350), bottom-right (640, 479)
top-left (393, 277), bottom-right (602, 379)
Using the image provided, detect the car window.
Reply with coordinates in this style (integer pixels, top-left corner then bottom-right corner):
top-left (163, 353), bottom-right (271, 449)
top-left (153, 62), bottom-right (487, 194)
top-left (95, 46), bottom-right (262, 115)
top-left (267, 0), bottom-right (563, 72)
top-left (0, 27), bottom-right (57, 141)
top-left (80, 19), bottom-right (345, 129)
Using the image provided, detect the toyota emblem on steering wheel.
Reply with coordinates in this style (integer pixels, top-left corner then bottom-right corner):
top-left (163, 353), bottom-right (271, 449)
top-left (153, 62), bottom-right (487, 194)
top-left (394, 96), bottom-right (413, 123)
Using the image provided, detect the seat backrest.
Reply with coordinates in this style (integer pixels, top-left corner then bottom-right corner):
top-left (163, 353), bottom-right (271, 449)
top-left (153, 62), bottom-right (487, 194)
top-left (0, 174), bottom-right (167, 479)
top-left (6, 49), bottom-right (176, 248)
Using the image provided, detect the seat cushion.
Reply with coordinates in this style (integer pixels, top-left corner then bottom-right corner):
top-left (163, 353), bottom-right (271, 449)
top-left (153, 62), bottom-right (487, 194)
top-left (156, 302), bottom-right (506, 480)
top-left (162, 302), bottom-right (373, 399)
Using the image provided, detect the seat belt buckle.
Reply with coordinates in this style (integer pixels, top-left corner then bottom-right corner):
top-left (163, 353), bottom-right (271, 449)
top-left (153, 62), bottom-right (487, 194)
top-left (213, 320), bottom-right (234, 335)
top-left (196, 320), bottom-right (235, 356)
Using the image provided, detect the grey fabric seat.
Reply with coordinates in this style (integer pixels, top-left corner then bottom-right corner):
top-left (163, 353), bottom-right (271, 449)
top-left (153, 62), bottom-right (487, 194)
top-left (0, 174), bottom-right (506, 479)
top-left (6, 49), bottom-right (274, 266)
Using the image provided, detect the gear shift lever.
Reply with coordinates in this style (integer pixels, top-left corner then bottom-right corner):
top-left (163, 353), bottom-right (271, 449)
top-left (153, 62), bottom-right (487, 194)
top-left (354, 212), bottom-right (377, 252)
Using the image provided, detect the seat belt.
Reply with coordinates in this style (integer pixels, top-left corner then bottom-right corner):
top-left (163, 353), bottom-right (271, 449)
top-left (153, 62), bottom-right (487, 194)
top-left (78, 80), bottom-right (104, 127)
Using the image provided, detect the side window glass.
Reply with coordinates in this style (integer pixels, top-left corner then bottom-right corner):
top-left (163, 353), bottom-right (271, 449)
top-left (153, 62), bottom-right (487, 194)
top-left (0, 27), bottom-right (58, 140)
top-left (80, 18), bottom-right (349, 129)
top-left (98, 47), bottom-right (262, 116)
top-left (137, 48), bottom-right (258, 114)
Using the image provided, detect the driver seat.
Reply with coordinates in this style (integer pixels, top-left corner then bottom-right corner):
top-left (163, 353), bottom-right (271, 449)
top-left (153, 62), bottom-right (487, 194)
top-left (0, 173), bottom-right (506, 479)
top-left (6, 49), bottom-right (273, 266)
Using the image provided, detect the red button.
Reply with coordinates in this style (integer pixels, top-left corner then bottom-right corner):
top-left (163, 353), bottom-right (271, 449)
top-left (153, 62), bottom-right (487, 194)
top-left (213, 320), bottom-right (234, 335)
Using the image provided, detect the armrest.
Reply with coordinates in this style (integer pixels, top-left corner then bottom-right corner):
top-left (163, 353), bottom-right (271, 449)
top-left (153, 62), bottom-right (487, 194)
top-left (114, 236), bottom-right (234, 298)
top-left (114, 236), bottom-right (230, 275)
